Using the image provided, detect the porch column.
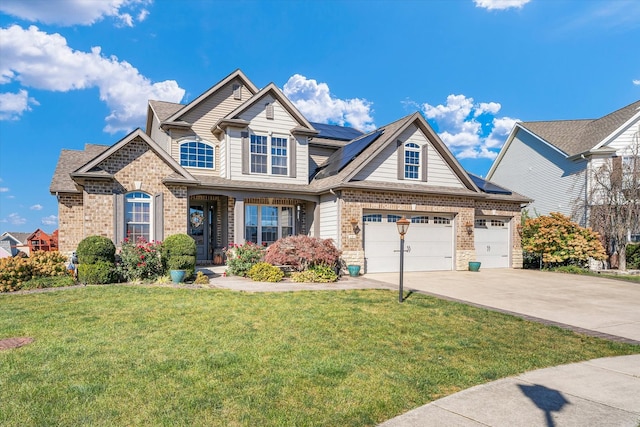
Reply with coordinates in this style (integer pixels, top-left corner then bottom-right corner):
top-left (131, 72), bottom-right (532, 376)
top-left (307, 201), bottom-right (320, 237)
top-left (234, 198), bottom-right (245, 244)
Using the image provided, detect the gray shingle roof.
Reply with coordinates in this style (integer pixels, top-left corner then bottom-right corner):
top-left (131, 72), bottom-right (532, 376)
top-left (520, 100), bottom-right (640, 156)
top-left (149, 100), bottom-right (184, 122)
top-left (50, 144), bottom-right (110, 193)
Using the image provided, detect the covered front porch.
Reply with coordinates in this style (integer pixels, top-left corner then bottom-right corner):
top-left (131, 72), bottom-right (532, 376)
top-left (187, 191), bottom-right (319, 265)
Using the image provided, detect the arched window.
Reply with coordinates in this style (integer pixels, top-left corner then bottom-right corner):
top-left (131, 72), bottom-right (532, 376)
top-left (180, 141), bottom-right (214, 169)
top-left (404, 143), bottom-right (420, 180)
top-left (125, 192), bottom-right (151, 242)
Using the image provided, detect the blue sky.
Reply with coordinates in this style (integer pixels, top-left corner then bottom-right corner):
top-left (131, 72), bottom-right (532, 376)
top-left (0, 0), bottom-right (639, 233)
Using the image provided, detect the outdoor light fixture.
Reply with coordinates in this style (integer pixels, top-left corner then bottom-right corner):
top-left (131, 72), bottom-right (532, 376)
top-left (465, 221), bottom-right (474, 235)
top-left (396, 216), bottom-right (410, 303)
top-left (350, 218), bottom-right (360, 234)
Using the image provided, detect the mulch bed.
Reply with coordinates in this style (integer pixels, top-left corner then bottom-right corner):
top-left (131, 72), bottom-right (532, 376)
top-left (0, 337), bottom-right (34, 350)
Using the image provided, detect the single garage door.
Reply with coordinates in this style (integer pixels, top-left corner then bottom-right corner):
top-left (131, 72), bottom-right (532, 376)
top-left (363, 212), bottom-right (454, 273)
top-left (474, 217), bottom-right (510, 268)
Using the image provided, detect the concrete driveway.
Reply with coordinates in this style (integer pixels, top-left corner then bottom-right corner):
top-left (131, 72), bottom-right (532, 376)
top-left (365, 269), bottom-right (640, 343)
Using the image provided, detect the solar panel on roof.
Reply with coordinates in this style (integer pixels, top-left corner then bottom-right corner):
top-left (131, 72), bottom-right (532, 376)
top-left (315, 130), bottom-right (384, 179)
top-left (310, 122), bottom-right (363, 141)
top-left (469, 174), bottom-right (512, 195)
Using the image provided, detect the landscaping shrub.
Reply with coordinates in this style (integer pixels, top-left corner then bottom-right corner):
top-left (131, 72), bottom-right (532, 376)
top-left (627, 243), bottom-right (640, 270)
top-left (0, 257), bottom-right (32, 292)
top-left (265, 235), bottom-right (341, 272)
top-left (116, 237), bottom-right (163, 282)
top-left (521, 212), bottom-right (606, 268)
top-left (291, 264), bottom-right (338, 283)
top-left (225, 242), bottom-right (265, 277)
top-left (0, 251), bottom-right (71, 292)
top-left (76, 236), bottom-right (116, 264)
top-left (162, 234), bottom-right (196, 278)
top-left (247, 262), bottom-right (284, 282)
top-left (78, 261), bottom-right (114, 285)
top-left (193, 271), bottom-right (210, 285)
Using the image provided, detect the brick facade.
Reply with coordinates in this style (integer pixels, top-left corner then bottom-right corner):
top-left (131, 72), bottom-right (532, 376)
top-left (338, 189), bottom-right (522, 271)
top-left (57, 138), bottom-right (188, 254)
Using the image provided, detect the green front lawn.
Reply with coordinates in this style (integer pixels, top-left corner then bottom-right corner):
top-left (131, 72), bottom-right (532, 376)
top-left (1, 286), bottom-right (637, 426)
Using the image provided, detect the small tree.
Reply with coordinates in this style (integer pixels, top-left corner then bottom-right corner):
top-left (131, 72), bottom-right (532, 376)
top-left (521, 212), bottom-right (606, 268)
top-left (581, 130), bottom-right (640, 270)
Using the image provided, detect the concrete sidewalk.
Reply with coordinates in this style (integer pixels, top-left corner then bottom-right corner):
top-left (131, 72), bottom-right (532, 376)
top-left (378, 354), bottom-right (640, 427)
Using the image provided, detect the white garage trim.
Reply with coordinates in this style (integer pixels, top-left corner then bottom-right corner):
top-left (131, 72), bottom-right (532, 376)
top-left (474, 217), bottom-right (510, 268)
top-left (363, 211), bottom-right (454, 273)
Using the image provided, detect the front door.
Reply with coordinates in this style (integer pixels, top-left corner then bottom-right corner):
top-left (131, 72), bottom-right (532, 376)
top-left (189, 203), bottom-right (217, 263)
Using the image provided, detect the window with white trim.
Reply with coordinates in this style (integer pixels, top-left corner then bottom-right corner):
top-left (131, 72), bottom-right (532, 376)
top-left (387, 214), bottom-right (402, 223)
top-left (125, 192), bottom-right (152, 242)
top-left (411, 216), bottom-right (429, 224)
top-left (433, 216), bottom-right (451, 225)
top-left (245, 205), bottom-right (294, 245)
top-left (404, 143), bottom-right (420, 180)
top-left (250, 134), bottom-right (289, 175)
top-left (363, 214), bottom-right (382, 223)
top-left (180, 141), bottom-right (214, 169)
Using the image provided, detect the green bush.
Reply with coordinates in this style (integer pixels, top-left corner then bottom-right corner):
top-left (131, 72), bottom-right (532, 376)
top-left (626, 243), bottom-right (640, 269)
top-left (116, 238), bottom-right (163, 282)
top-left (291, 264), bottom-right (338, 283)
top-left (193, 271), bottom-right (210, 285)
top-left (168, 255), bottom-right (196, 278)
top-left (247, 262), bottom-right (284, 282)
top-left (162, 234), bottom-right (196, 278)
top-left (225, 242), bottom-right (265, 277)
top-left (77, 236), bottom-right (116, 264)
top-left (78, 261), bottom-right (114, 285)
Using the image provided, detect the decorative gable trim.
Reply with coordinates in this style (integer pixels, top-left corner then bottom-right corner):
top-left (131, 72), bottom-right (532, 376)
top-left (224, 83), bottom-right (317, 134)
top-left (164, 69), bottom-right (259, 125)
top-left (72, 128), bottom-right (197, 184)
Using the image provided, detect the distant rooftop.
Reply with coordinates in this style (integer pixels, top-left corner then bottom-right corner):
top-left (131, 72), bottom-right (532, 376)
top-left (310, 122), bottom-right (363, 141)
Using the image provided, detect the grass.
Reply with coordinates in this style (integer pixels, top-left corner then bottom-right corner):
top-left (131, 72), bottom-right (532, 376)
top-left (1, 286), bottom-right (638, 426)
top-left (551, 265), bottom-right (640, 283)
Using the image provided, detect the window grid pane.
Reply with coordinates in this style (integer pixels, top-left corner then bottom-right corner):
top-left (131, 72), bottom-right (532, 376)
top-left (125, 192), bottom-right (151, 242)
top-left (271, 137), bottom-right (288, 175)
top-left (405, 148), bottom-right (420, 180)
top-left (251, 135), bottom-right (268, 174)
top-left (180, 141), bottom-right (214, 169)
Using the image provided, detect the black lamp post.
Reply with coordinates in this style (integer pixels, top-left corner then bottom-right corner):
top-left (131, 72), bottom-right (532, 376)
top-left (396, 216), bottom-right (410, 303)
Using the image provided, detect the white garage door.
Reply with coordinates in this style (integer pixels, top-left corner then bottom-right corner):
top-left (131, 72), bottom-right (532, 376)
top-left (474, 217), bottom-right (510, 268)
top-left (363, 212), bottom-right (454, 273)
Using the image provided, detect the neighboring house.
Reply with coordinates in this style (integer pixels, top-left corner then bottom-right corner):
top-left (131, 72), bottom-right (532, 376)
top-left (25, 228), bottom-right (58, 252)
top-left (487, 100), bottom-right (640, 240)
top-left (0, 232), bottom-right (30, 257)
top-left (51, 69), bottom-right (529, 273)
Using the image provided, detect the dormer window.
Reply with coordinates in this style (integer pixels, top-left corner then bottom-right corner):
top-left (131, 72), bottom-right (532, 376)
top-left (404, 143), bottom-right (421, 180)
top-left (180, 141), bottom-right (214, 169)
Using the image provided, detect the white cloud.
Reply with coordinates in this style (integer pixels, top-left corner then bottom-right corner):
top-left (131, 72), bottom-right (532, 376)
top-left (634, 79), bottom-right (640, 85)
top-left (0, 187), bottom-right (9, 192)
top-left (0, 0), bottom-right (152, 27)
top-left (420, 94), bottom-right (518, 160)
top-left (474, 0), bottom-right (531, 10)
top-left (41, 215), bottom-right (58, 226)
top-left (30, 204), bottom-right (43, 211)
top-left (0, 89), bottom-right (39, 120)
top-left (283, 74), bottom-right (376, 132)
top-left (0, 25), bottom-right (185, 133)
top-left (6, 213), bottom-right (27, 225)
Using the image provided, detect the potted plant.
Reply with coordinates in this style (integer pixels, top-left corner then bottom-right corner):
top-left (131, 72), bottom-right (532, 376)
top-left (168, 256), bottom-right (193, 283)
top-left (347, 264), bottom-right (361, 277)
top-left (468, 261), bottom-right (481, 272)
top-left (162, 234), bottom-right (197, 283)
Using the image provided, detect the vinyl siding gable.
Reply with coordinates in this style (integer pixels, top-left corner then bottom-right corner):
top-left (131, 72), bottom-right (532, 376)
top-left (226, 95), bottom-right (309, 184)
top-left (353, 124), bottom-right (465, 188)
top-left (490, 128), bottom-right (587, 220)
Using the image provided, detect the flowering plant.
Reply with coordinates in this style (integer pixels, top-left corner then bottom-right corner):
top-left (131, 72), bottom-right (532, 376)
top-left (223, 242), bottom-right (265, 277)
top-left (116, 237), bottom-right (164, 282)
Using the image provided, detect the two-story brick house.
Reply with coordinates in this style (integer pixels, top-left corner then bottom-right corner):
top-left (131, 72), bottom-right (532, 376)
top-left (51, 69), bottom-right (529, 273)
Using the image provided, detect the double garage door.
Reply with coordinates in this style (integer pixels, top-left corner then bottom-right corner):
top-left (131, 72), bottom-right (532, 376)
top-left (363, 212), bottom-right (454, 273)
top-left (363, 212), bottom-right (511, 273)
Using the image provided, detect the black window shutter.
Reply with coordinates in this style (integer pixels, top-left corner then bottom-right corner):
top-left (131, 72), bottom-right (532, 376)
top-left (397, 141), bottom-right (405, 180)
